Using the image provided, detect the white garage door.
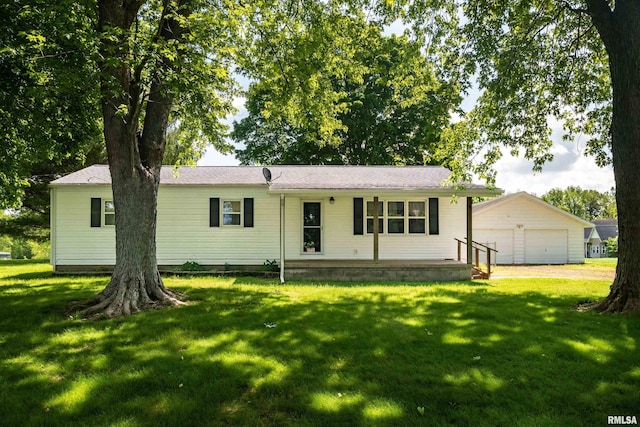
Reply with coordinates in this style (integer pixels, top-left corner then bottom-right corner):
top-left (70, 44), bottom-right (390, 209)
top-left (525, 229), bottom-right (568, 264)
top-left (474, 229), bottom-right (514, 264)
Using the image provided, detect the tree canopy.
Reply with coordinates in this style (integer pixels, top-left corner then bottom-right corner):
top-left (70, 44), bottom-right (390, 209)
top-left (0, 1), bottom-right (212, 241)
top-left (0, 1), bottom-right (103, 208)
top-left (234, 29), bottom-right (460, 166)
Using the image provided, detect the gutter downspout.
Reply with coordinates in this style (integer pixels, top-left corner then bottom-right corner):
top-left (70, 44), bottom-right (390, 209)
top-left (280, 193), bottom-right (285, 283)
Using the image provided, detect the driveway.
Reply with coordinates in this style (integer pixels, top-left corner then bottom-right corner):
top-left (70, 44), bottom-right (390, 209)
top-left (490, 264), bottom-right (616, 280)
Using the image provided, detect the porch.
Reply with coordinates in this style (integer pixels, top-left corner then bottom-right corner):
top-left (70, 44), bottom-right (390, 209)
top-left (283, 259), bottom-right (471, 282)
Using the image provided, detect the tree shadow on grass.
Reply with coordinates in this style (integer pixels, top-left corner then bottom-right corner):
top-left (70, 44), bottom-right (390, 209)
top-left (2, 271), bottom-right (55, 281)
top-left (0, 277), bottom-right (638, 426)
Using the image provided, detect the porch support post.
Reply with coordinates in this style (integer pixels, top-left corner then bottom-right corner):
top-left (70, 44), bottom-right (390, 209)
top-left (280, 193), bottom-right (285, 283)
top-left (373, 196), bottom-right (379, 263)
top-left (466, 197), bottom-right (473, 265)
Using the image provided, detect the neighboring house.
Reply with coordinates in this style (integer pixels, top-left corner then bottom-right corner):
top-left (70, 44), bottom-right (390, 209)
top-left (584, 227), bottom-right (602, 258)
top-left (473, 192), bottom-right (593, 265)
top-left (50, 165), bottom-right (499, 281)
top-left (585, 218), bottom-right (618, 258)
top-left (0, 252), bottom-right (10, 260)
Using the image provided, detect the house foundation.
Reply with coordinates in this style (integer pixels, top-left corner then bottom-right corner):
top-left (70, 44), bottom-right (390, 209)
top-left (283, 259), bottom-right (471, 282)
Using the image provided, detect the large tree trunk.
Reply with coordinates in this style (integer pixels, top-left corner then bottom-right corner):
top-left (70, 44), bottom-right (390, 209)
top-left (588, 0), bottom-right (640, 312)
top-left (75, 0), bottom-right (187, 318)
top-left (78, 163), bottom-right (185, 318)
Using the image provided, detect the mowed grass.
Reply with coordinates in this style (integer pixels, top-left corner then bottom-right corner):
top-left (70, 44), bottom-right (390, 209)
top-left (1, 261), bottom-right (638, 426)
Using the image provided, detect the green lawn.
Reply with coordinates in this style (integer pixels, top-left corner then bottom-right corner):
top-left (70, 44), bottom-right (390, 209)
top-left (1, 261), bottom-right (638, 426)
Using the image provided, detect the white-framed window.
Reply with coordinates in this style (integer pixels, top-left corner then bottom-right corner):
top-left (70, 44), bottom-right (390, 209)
top-left (222, 200), bottom-right (241, 225)
top-left (408, 201), bottom-right (426, 234)
top-left (387, 201), bottom-right (405, 234)
top-left (365, 200), bottom-right (427, 235)
top-left (104, 200), bottom-right (115, 226)
top-left (302, 201), bottom-right (322, 253)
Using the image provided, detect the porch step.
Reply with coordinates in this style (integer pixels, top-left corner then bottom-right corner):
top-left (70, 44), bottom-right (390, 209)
top-left (471, 266), bottom-right (489, 280)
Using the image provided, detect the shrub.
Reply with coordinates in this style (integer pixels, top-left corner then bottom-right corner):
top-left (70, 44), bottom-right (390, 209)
top-left (11, 239), bottom-right (33, 259)
top-left (181, 261), bottom-right (202, 271)
top-left (605, 237), bottom-right (618, 257)
top-left (262, 259), bottom-right (278, 272)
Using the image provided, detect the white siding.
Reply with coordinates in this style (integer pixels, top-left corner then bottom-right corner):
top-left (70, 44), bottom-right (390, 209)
top-left (156, 186), bottom-right (280, 265)
top-left (52, 187), bottom-right (467, 267)
top-left (52, 185), bottom-right (281, 266)
top-left (52, 186), bottom-right (117, 265)
top-left (473, 195), bottom-right (586, 264)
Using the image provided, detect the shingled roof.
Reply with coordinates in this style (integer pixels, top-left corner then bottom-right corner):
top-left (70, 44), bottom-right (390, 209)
top-left (50, 165), bottom-right (499, 194)
top-left (592, 219), bottom-right (618, 241)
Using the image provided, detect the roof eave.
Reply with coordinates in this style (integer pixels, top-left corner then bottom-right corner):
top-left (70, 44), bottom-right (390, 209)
top-left (267, 187), bottom-right (502, 196)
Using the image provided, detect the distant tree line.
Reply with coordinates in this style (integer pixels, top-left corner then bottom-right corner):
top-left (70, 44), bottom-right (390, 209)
top-left (541, 186), bottom-right (616, 222)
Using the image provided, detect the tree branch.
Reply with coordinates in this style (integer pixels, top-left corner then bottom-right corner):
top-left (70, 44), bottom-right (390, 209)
top-left (139, 0), bottom-right (190, 170)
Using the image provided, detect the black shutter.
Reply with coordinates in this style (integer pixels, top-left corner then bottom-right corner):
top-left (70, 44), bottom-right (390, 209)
top-left (91, 198), bottom-right (101, 228)
top-left (428, 198), bottom-right (439, 235)
top-left (353, 198), bottom-right (364, 235)
top-left (244, 198), bottom-right (254, 227)
top-left (210, 198), bottom-right (220, 227)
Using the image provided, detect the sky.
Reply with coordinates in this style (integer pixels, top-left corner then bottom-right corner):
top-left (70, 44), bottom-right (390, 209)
top-left (197, 96), bottom-right (616, 196)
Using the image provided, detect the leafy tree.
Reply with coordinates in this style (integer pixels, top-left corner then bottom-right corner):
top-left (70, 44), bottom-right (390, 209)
top-left (6, 0), bottom-right (377, 318)
top-left (0, 1), bottom-right (103, 209)
top-left (234, 30), bottom-right (459, 166)
top-left (163, 122), bottom-right (216, 165)
top-left (605, 237), bottom-right (618, 258)
top-left (0, 1), bottom-right (112, 243)
top-left (10, 239), bottom-right (33, 260)
top-left (0, 235), bottom-right (12, 254)
top-left (541, 186), bottom-right (616, 221)
top-left (65, 0), bottom-right (240, 317)
top-left (396, 1), bottom-right (639, 312)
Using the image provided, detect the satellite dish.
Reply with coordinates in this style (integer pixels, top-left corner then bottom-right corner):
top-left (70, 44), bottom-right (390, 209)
top-left (262, 167), bottom-right (272, 183)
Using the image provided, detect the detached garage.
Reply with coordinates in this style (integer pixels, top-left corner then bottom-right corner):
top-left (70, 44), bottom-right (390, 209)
top-left (473, 192), bottom-right (593, 265)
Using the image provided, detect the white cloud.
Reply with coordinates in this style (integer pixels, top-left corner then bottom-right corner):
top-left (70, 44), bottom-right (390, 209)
top-left (199, 148), bottom-right (240, 166)
top-left (492, 114), bottom-right (614, 195)
top-left (493, 149), bottom-right (614, 196)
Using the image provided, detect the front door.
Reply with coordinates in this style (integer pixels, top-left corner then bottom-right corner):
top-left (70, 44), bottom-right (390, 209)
top-left (303, 202), bottom-right (322, 253)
